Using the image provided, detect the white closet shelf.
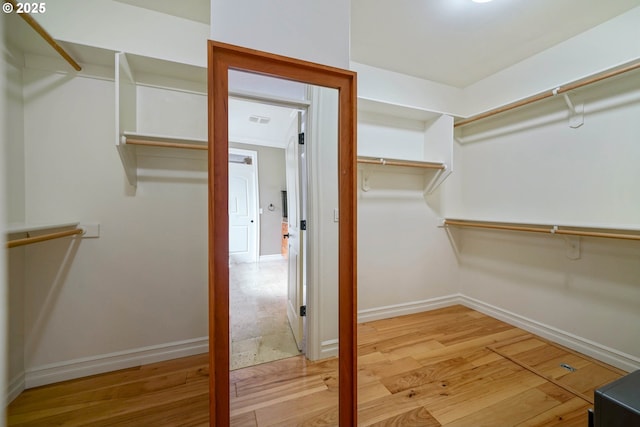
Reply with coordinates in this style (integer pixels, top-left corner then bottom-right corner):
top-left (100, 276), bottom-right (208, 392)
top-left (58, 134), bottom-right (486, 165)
top-left (115, 51), bottom-right (210, 187)
top-left (122, 132), bottom-right (208, 150)
top-left (358, 97), bottom-right (445, 121)
top-left (7, 221), bottom-right (80, 234)
top-left (357, 156), bottom-right (445, 170)
top-left (117, 132), bottom-right (208, 186)
top-left (5, 222), bottom-right (96, 249)
top-left (357, 97), bottom-right (454, 194)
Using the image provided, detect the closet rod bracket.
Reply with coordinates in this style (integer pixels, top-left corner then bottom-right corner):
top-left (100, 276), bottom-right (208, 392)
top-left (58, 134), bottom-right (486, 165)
top-left (563, 235), bottom-right (581, 260)
top-left (553, 89), bottom-right (583, 128)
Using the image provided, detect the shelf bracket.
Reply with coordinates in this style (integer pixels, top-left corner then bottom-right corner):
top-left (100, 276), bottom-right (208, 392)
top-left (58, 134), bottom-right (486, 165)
top-left (554, 88), bottom-right (583, 129)
top-left (361, 170), bottom-right (371, 192)
top-left (117, 135), bottom-right (138, 187)
top-left (424, 165), bottom-right (450, 195)
top-left (564, 235), bottom-right (581, 260)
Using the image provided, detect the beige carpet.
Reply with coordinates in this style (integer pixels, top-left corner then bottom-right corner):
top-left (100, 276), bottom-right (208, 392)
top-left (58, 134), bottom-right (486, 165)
top-left (229, 260), bottom-right (301, 370)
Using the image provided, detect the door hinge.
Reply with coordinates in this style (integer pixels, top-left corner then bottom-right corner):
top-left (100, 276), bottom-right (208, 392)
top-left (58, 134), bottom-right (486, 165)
top-left (300, 220), bottom-right (307, 230)
top-left (299, 305), bottom-right (307, 317)
top-left (298, 132), bottom-right (305, 145)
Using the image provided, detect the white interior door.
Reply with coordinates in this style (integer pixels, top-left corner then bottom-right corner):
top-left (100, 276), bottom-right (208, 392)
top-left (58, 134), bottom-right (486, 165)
top-left (285, 113), bottom-right (305, 350)
top-left (229, 149), bottom-right (258, 264)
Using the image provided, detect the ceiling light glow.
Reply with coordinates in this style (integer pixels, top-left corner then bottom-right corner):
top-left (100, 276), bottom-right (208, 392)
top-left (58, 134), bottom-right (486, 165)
top-left (472, 0), bottom-right (493, 3)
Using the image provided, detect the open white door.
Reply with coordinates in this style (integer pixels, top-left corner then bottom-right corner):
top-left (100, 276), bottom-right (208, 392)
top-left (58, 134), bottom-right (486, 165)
top-left (229, 149), bottom-right (258, 264)
top-left (285, 112), bottom-right (305, 350)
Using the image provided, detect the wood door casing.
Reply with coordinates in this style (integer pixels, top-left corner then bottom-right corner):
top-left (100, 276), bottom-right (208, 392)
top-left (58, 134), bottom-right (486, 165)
top-left (208, 41), bottom-right (357, 426)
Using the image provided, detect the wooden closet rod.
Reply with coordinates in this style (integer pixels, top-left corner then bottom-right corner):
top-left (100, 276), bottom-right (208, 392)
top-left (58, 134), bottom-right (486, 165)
top-left (357, 156), bottom-right (445, 170)
top-left (7, 228), bottom-right (83, 249)
top-left (444, 219), bottom-right (640, 242)
top-left (454, 59), bottom-right (640, 128)
top-left (444, 220), bottom-right (551, 235)
top-left (125, 138), bottom-right (208, 151)
top-left (553, 228), bottom-right (640, 241)
top-left (5, 0), bottom-right (82, 71)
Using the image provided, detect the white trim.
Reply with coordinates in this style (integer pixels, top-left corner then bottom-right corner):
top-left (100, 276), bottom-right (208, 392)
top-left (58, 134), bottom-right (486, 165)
top-left (305, 87), bottom-right (321, 362)
top-left (357, 294), bottom-right (462, 323)
top-left (459, 295), bottom-right (640, 373)
top-left (25, 337), bottom-right (208, 389)
top-left (7, 372), bottom-right (25, 404)
top-left (259, 254), bottom-right (285, 262)
top-left (319, 339), bottom-right (338, 359)
top-left (18, 296), bottom-right (640, 389)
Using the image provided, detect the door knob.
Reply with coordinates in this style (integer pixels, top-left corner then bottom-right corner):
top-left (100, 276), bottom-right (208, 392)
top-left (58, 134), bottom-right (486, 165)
top-left (283, 233), bottom-right (290, 238)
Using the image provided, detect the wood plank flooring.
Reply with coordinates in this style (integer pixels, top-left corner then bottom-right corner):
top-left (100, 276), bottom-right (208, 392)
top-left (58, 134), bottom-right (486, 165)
top-left (7, 305), bottom-right (626, 426)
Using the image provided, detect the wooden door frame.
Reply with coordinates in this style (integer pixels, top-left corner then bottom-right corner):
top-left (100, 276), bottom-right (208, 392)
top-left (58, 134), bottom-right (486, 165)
top-left (207, 41), bottom-right (357, 426)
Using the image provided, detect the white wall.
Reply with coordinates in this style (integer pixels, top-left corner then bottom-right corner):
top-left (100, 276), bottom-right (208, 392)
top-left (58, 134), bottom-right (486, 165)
top-left (351, 5), bottom-right (640, 371)
top-left (211, 0), bottom-right (350, 69)
top-left (448, 59), bottom-right (640, 371)
top-left (463, 6), bottom-right (640, 117)
top-left (457, 229), bottom-right (640, 371)
top-left (352, 62), bottom-right (464, 117)
top-left (3, 35), bottom-right (26, 403)
top-left (454, 75), bottom-right (640, 225)
top-left (1, 1), bottom-right (214, 388)
top-left (357, 113), bottom-right (459, 321)
top-left (20, 65), bottom-right (208, 386)
top-left (1, 12), bottom-right (10, 417)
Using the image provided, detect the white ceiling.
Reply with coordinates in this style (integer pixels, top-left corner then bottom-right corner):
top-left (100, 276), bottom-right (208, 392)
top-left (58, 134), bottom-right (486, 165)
top-left (120, 0), bottom-right (640, 88)
top-left (229, 98), bottom-right (298, 149)
top-left (114, 0), bottom-right (210, 24)
top-left (350, 0), bottom-right (640, 87)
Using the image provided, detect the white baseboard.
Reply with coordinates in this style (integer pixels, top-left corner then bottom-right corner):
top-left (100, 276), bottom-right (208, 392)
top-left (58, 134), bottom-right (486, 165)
top-left (25, 337), bottom-right (208, 389)
top-left (21, 295), bottom-right (640, 390)
top-left (459, 295), bottom-right (640, 373)
top-left (320, 339), bottom-right (338, 359)
top-left (357, 294), bottom-right (462, 323)
top-left (7, 372), bottom-right (25, 404)
top-left (259, 254), bottom-right (285, 262)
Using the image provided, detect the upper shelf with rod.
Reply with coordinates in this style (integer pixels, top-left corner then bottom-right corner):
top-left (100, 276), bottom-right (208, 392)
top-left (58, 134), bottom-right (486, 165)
top-left (357, 98), bottom-right (454, 194)
top-left (357, 156), bottom-right (444, 170)
top-left (115, 52), bottom-right (208, 186)
top-left (442, 219), bottom-right (640, 241)
top-left (6, 222), bottom-right (100, 249)
top-left (455, 58), bottom-right (640, 129)
top-left (121, 132), bottom-right (207, 151)
top-left (5, 0), bottom-right (81, 72)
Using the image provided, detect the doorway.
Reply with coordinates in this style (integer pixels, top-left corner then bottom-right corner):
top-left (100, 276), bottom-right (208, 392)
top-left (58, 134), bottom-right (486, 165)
top-left (228, 148), bottom-right (258, 264)
top-left (228, 100), bottom-right (307, 370)
top-left (208, 40), bottom-right (357, 426)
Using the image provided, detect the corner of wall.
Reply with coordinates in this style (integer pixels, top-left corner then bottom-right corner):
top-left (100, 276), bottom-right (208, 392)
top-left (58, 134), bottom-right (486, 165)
top-left (462, 6), bottom-right (640, 116)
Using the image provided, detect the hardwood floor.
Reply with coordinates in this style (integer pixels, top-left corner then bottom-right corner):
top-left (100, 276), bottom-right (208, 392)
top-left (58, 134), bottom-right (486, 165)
top-left (7, 305), bottom-right (626, 426)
